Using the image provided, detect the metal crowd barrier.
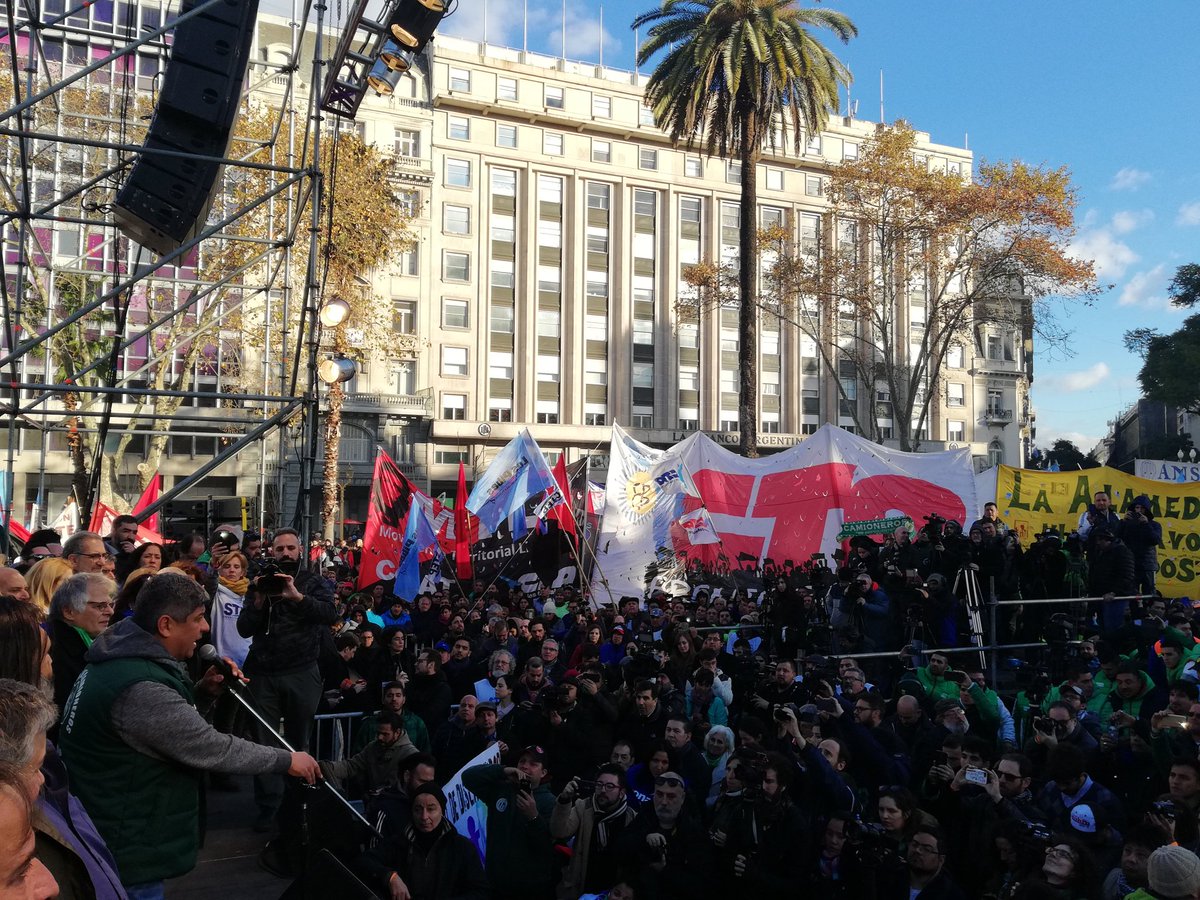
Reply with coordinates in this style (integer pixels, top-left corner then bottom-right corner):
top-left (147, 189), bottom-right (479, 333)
top-left (313, 711), bottom-right (364, 762)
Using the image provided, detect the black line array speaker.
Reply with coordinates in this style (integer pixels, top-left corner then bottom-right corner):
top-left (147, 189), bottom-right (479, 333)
top-left (114, 0), bottom-right (261, 256)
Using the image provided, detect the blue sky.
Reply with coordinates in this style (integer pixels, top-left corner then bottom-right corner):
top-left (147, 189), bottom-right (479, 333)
top-left (433, 0), bottom-right (1200, 451)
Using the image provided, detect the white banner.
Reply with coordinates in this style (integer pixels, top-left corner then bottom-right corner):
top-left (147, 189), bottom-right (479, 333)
top-left (442, 743), bottom-right (502, 862)
top-left (594, 423), bottom-right (978, 603)
top-left (1135, 458), bottom-right (1200, 484)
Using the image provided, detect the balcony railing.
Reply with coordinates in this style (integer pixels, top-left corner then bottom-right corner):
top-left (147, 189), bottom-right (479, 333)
top-left (985, 407), bottom-right (1013, 424)
top-left (343, 393), bottom-right (432, 416)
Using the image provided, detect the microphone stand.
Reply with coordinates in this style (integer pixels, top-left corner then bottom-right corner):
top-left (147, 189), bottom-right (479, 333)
top-left (208, 657), bottom-right (381, 838)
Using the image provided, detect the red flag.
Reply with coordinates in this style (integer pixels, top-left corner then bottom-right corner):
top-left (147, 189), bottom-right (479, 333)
top-left (454, 462), bottom-right (473, 581)
top-left (357, 450), bottom-right (418, 590)
top-left (549, 456), bottom-right (577, 541)
top-left (131, 473), bottom-right (161, 532)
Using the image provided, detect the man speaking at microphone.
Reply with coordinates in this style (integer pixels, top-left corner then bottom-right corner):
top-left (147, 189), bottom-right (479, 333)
top-left (59, 570), bottom-right (322, 900)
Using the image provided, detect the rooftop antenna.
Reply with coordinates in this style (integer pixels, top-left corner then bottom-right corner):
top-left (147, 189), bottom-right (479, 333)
top-left (879, 69), bottom-right (885, 123)
top-left (484, 0), bottom-right (489, 44)
top-left (965, 132), bottom-right (970, 150)
top-left (523, 0), bottom-right (528, 51)
top-left (599, 6), bottom-right (604, 68)
top-left (634, 25), bottom-right (638, 75)
top-left (562, 0), bottom-right (566, 61)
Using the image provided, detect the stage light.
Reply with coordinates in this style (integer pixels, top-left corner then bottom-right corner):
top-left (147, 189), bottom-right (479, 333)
top-left (378, 42), bottom-right (415, 73)
top-left (318, 356), bottom-right (357, 384)
top-left (387, 0), bottom-right (446, 52)
top-left (319, 297), bottom-right (351, 328)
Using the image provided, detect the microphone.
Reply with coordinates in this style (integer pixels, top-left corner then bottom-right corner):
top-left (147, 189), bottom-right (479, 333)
top-left (199, 644), bottom-right (245, 692)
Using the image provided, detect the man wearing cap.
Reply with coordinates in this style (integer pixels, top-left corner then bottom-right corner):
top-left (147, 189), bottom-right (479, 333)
top-left (1132, 844), bottom-right (1200, 900)
top-left (462, 747), bottom-right (557, 899)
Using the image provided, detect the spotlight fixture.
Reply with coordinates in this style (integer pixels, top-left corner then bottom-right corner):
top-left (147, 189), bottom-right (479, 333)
top-left (319, 297), bottom-right (352, 328)
top-left (387, 0), bottom-right (446, 53)
top-left (318, 356), bottom-right (357, 384)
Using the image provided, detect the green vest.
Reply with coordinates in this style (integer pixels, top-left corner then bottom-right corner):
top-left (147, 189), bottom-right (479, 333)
top-left (59, 656), bottom-right (202, 885)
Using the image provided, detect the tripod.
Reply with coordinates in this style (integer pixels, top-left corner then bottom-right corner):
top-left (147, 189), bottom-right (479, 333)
top-left (953, 563), bottom-right (987, 671)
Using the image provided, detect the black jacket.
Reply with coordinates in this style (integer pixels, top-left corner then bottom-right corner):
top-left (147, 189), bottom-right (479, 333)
top-left (237, 567), bottom-right (338, 674)
top-left (358, 821), bottom-right (488, 899)
top-left (50, 617), bottom-right (89, 713)
top-left (407, 671), bottom-right (452, 735)
top-left (1087, 539), bottom-right (1136, 597)
top-left (616, 806), bottom-right (716, 900)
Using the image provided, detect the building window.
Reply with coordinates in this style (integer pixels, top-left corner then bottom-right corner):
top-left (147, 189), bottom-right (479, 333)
top-left (947, 383), bottom-right (965, 407)
top-left (587, 182), bottom-right (610, 210)
top-left (489, 351), bottom-right (513, 379)
top-left (489, 405), bottom-right (513, 422)
top-left (592, 139), bottom-right (611, 163)
top-left (639, 148), bottom-right (658, 170)
top-left (445, 158), bottom-right (471, 187)
top-left (632, 413), bottom-right (653, 429)
top-left (720, 419), bottom-right (738, 433)
top-left (435, 447), bottom-right (469, 465)
top-left (497, 124), bottom-right (517, 148)
top-left (543, 132), bottom-right (564, 155)
top-left (806, 133), bottom-right (822, 154)
top-left (442, 393), bottom-right (466, 420)
top-left (536, 355), bottom-right (560, 383)
top-left (585, 412), bottom-right (606, 426)
top-left (679, 417), bottom-right (698, 431)
top-left (843, 141), bottom-right (858, 160)
top-left (947, 344), bottom-right (964, 368)
top-left (584, 358), bottom-right (607, 385)
top-left (537, 309), bottom-right (560, 338)
top-left (805, 174), bottom-right (823, 197)
top-left (490, 259), bottom-right (514, 288)
top-left (490, 305), bottom-right (514, 334)
top-left (947, 420), bottom-right (964, 443)
top-left (545, 85), bottom-right (564, 109)
top-left (679, 367), bottom-right (699, 391)
top-left (443, 204), bottom-right (470, 234)
top-left (397, 249), bottom-right (418, 276)
top-left (762, 419), bottom-right (781, 433)
top-left (442, 346), bottom-right (468, 377)
top-left (491, 168), bottom-right (517, 196)
top-left (448, 66), bottom-right (471, 92)
top-left (726, 161), bottom-right (741, 183)
top-left (442, 298), bottom-right (469, 329)
top-left (448, 115), bottom-right (470, 141)
top-left (639, 104), bottom-right (655, 127)
top-left (443, 251), bottom-right (470, 282)
top-left (685, 156), bottom-right (701, 177)
top-left (536, 412), bottom-right (560, 424)
top-left (393, 300), bottom-right (416, 334)
top-left (497, 76), bottom-right (517, 101)
top-left (585, 315), bottom-right (607, 342)
top-left (397, 189), bottom-right (421, 217)
top-left (394, 128), bottom-right (419, 158)
top-left (765, 168), bottom-right (783, 191)
top-left (632, 363), bottom-right (654, 388)
top-left (592, 94), bottom-right (611, 118)
top-left (988, 439), bottom-right (1004, 468)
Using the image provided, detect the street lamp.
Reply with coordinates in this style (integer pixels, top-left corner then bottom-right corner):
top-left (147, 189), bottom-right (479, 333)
top-left (318, 355), bottom-right (356, 384)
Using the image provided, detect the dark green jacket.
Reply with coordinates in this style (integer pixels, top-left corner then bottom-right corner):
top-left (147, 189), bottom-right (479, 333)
top-left (460, 763), bottom-right (556, 891)
top-left (59, 652), bottom-right (200, 885)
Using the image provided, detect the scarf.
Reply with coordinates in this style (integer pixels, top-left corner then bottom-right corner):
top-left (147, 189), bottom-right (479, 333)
top-left (73, 625), bottom-right (94, 648)
top-left (219, 576), bottom-right (250, 595)
top-left (592, 796), bottom-right (630, 848)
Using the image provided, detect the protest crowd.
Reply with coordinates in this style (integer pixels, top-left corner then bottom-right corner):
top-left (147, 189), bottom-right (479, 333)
top-left (3, 487), bottom-right (1200, 900)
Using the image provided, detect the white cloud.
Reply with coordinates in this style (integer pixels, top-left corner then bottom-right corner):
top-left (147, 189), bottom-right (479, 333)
top-left (1178, 200), bottom-right (1200, 226)
top-left (440, 0), bottom-right (624, 61)
top-left (1110, 167), bottom-right (1151, 191)
top-left (1042, 362), bottom-right (1110, 393)
top-left (1038, 429), bottom-right (1103, 453)
top-left (1118, 264), bottom-right (1169, 307)
top-left (1069, 227), bottom-right (1139, 281)
top-left (1110, 209), bottom-right (1153, 235)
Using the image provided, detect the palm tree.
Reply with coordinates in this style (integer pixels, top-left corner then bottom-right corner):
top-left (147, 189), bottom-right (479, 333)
top-left (634, 0), bottom-right (854, 456)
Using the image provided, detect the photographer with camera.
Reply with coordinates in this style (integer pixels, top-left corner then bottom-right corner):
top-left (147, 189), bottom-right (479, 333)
top-left (235, 527), bottom-right (337, 833)
top-left (461, 747), bottom-right (557, 899)
top-left (1118, 494), bottom-right (1164, 595)
top-left (615, 771), bottom-right (713, 899)
top-left (551, 766), bottom-right (637, 898)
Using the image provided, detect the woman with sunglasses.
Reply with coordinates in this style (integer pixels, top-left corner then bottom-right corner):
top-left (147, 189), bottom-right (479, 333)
top-left (1001, 834), bottom-right (1097, 899)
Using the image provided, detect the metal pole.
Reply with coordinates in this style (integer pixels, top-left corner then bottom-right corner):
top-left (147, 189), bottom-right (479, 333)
top-left (988, 576), bottom-right (998, 689)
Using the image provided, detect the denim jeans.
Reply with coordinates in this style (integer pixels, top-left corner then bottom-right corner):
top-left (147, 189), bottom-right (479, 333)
top-left (124, 881), bottom-right (165, 900)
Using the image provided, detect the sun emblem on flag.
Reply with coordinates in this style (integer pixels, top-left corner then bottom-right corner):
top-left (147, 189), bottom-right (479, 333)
top-left (622, 470), bottom-right (657, 521)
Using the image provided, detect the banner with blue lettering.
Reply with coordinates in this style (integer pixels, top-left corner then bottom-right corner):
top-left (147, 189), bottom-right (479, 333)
top-left (443, 744), bottom-right (502, 862)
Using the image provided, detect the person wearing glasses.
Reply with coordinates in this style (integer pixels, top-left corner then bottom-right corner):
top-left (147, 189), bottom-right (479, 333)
top-left (999, 835), bottom-right (1097, 899)
top-left (62, 532), bottom-right (113, 576)
top-left (551, 764), bottom-right (638, 898)
top-left (615, 770), bottom-right (714, 898)
top-left (901, 826), bottom-right (966, 900)
top-left (48, 574), bottom-right (116, 712)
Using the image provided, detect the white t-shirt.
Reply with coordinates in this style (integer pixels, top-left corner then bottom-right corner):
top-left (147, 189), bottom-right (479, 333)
top-left (211, 584), bottom-right (253, 668)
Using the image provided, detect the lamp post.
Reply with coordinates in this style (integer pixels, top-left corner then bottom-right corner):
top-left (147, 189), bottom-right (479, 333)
top-left (318, 297), bottom-right (354, 541)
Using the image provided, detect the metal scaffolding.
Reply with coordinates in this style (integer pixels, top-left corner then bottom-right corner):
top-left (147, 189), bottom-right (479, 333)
top-left (0, 0), bottom-right (345, 552)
